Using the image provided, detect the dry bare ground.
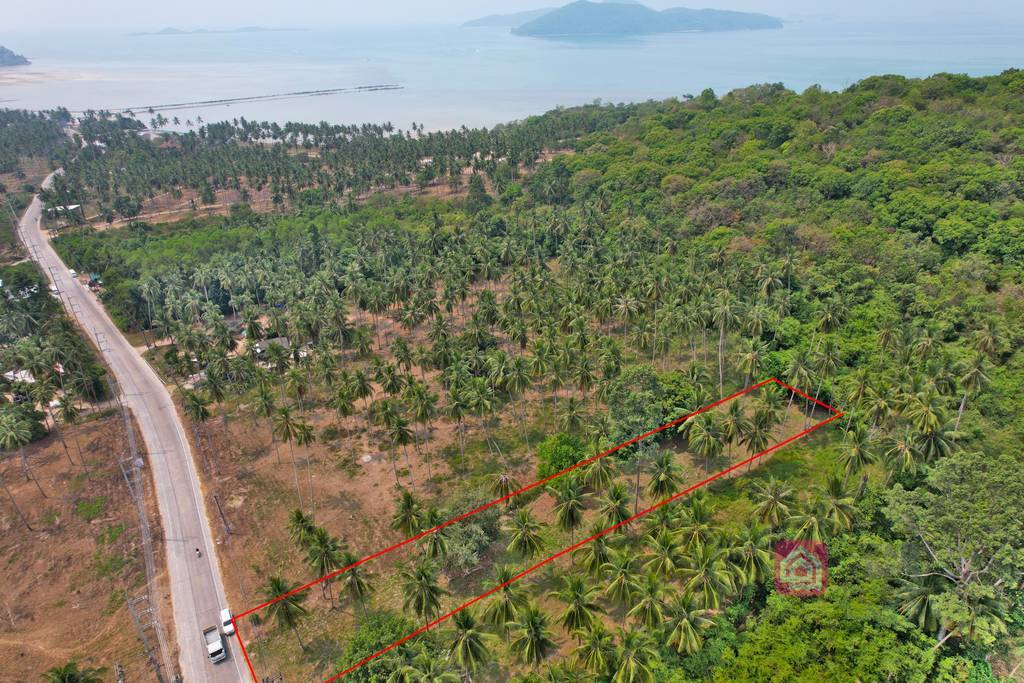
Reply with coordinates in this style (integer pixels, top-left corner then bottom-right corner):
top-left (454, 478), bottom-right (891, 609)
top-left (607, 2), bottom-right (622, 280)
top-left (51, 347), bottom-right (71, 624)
top-left (0, 412), bottom-right (170, 682)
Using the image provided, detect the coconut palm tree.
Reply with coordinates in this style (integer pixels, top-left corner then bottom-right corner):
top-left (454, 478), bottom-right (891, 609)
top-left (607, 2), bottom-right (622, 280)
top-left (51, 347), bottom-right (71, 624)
top-left (329, 385), bottom-right (355, 431)
top-left (727, 520), bottom-right (774, 586)
top-left (0, 412), bottom-right (45, 498)
top-left (448, 607), bottom-right (493, 676)
top-left (444, 388), bottom-right (470, 472)
top-left (741, 407), bottom-right (775, 471)
top-left (678, 543), bottom-right (734, 609)
top-left (549, 574), bottom-right (603, 636)
top-left (955, 354), bottom-right (989, 430)
top-left (273, 405), bottom-right (308, 508)
top-left (548, 476), bottom-right (588, 548)
top-left (785, 350), bottom-right (813, 413)
top-left (738, 338), bottom-right (768, 388)
top-left (913, 420), bottom-right (956, 464)
top-left (41, 661), bottom-right (106, 682)
top-left (645, 450), bottom-right (682, 500)
top-left (350, 368), bottom-right (374, 424)
top-left (817, 472), bottom-right (856, 532)
top-left (261, 575), bottom-right (309, 649)
top-left (583, 449), bottom-right (616, 491)
top-left (664, 590), bottom-right (713, 655)
top-left (386, 415), bottom-right (416, 487)
top-left (883, 429), bottom-right (921, 481)
top-left (401, 559), bottom-right (448, 622)
top-left (252, 383), bottom-right (280, 463)
top-left (626, 572), bottom-right (666, 630)
top-left (601, 548), bottom-right (639, 605)
top-left (294, 422), bottom-right (317, 513)
top-left (55, 393), bottom-right (85, 466)
top-left (504, 355), bottom-right (535, 446)
top-left (720, 400), bottom-right (750, 465)
top-left (612, 629), bottom-right (658, 683)
top-left (597, 481), bottom-right (631, 531)
top-left (482, 565), bottom-right (528, 629)
top-left (391, 647), bottom-right (460, 682)
top-left (788, 499), bottom-right (833, 543)
top-left (405, 380), bottom-right (438, 478)
top-left (840, 425), bottom-right (876, 483)
top-left (751, 476), bottom-right (793, 529)
top-left (687, 413), bottom-right (723, 473)
top-left (288, 508), bottom-right (316, 547)
top-left (571, 621), bottom-right (616, 675)
top-left (305, 527), bottom-right (343, 605)
top-left (642, 528), bottom-right (683, 579)
top-left (904, 388), bottom-right (945, 434)
top-left (507, 602), bottom-right (557, 668)
top-left (507, 508), bottom-right (546, 560)
top-left (559, 397), bottom-right (586, 433)
top-left (338, 550), bottom-right (373, 616)
top-left (711, 289), bottom-right (738, 398)
top-left (490, 470), bottom-right (522, 503)
top-left (420, 506), bottom-right (449, 560)
top-left (573, 522), bottom-right (614, 577)
top-left (677, 495), bottom-right (715, 550)
top-left (895, 576), bottom-right (947, 635)
top-left (391, 489), bottom-right (422, 537)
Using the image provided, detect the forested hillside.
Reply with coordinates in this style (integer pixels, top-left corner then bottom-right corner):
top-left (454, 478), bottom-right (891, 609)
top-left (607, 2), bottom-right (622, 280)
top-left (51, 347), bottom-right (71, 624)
top-left (49, 70), bottom-right (1024, 681)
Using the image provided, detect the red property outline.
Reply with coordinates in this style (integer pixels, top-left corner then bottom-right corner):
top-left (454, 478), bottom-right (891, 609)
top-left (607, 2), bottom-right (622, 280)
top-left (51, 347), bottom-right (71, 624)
top-left (233, 377), bottom-right (842, 681)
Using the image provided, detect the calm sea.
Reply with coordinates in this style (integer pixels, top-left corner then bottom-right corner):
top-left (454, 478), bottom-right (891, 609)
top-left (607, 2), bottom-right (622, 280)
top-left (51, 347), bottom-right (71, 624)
top-left (2, 19), bottom-right (1023, 130)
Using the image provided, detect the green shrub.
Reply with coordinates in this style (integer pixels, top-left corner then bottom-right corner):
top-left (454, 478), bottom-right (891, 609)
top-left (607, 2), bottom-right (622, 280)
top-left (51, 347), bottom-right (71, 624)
top-left (536, 432), bottom-right (584, 478)
top-left (75, 496), bottom-right (107, 521)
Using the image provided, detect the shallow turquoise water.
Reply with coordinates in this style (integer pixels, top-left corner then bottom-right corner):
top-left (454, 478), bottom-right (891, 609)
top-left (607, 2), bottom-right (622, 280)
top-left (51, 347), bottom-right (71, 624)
top-left (2, 19), bottom-right (1022, 129)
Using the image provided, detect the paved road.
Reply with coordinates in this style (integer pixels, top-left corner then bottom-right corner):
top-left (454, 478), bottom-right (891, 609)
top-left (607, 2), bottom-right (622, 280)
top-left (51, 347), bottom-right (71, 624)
top-left (18, 175), bottom-right (246, 683)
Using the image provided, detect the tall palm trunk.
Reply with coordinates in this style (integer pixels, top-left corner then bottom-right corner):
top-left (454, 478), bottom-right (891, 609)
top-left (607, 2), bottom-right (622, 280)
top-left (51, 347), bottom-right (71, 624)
top-left (718, 323), bottom-right (725, 398)
top-left (291, 624), bottom-right (306, 650)
top-left (651, 305), bottom-right (659, 365)
top-left (458, 419), bottom-right (467, 473)
top-left (53, 424), bottom-right (76, 467)
top-left (287, 441), bottom-right (304, 509)
top-left (0, 473), bottom-right (34, 530)
top-left (390, 447), bottom-right (401, 487)
top-left (268, 419), bottom-right (281, 464)
top-left (955, 393), bottom-right (967, 431)
top-left (634, 453), bottom-right (643, 515)
top-left (19, 447), bottom-right (47, 498)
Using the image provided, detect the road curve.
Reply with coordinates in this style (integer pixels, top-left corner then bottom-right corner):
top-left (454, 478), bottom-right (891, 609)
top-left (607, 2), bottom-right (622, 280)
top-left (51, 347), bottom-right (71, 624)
top-left (17, 175), bottom-right (246, 683)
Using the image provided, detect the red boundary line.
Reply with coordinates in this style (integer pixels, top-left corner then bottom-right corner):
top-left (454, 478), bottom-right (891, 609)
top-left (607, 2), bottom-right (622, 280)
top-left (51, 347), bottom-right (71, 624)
top-left (233, 377), bottom-right (841, 681)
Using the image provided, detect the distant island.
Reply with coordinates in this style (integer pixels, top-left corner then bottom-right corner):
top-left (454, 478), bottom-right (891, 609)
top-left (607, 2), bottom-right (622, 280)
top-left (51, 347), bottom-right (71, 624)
top-left (0, 46), bottom-right (30, 67)
top-left (465, 0), bottom-right (782, 37)
top-left (463, 0), bottom-right (640, 28)
top-left (130, 26), bottom-right (307, 37)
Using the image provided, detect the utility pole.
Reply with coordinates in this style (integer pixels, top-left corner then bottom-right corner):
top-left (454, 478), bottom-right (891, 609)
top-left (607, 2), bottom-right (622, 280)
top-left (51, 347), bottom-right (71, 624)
top-left (126, 594), bottom-right (166, 683)
top-left (109, 375), bottom-right (174, 681)
top-left (212, 493), bottom-right (232, 536)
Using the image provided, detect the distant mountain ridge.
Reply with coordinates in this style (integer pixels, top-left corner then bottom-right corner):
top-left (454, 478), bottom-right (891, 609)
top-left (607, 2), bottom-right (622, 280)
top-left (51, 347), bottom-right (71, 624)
top-left (463, 0), bottom-right (642, 27)
top-left (465, 1), bottom-right (781, 37)
top-left (0, 46), bottom-right (30, 67)
top-left (463, 8), bottom-right (555, 28)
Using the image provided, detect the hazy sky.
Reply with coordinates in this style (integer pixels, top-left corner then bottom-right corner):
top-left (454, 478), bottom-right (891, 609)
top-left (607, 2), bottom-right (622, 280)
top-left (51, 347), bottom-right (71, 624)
top-left (2, 0), bottom-right (1023, 32)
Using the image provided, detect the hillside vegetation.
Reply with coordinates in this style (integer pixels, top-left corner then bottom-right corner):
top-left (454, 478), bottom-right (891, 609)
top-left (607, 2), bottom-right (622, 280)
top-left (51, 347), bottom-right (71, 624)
top-left (511, 1), bottom-right (781, 37)
top-left (45, 70), bottom-right (1024, 681)
top-left (0, 46), bottom-right (30, 67)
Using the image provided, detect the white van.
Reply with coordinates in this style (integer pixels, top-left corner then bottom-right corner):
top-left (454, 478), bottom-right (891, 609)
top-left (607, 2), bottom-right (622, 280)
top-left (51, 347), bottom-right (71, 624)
top-left (220, 608), bottom-right (235, 636)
